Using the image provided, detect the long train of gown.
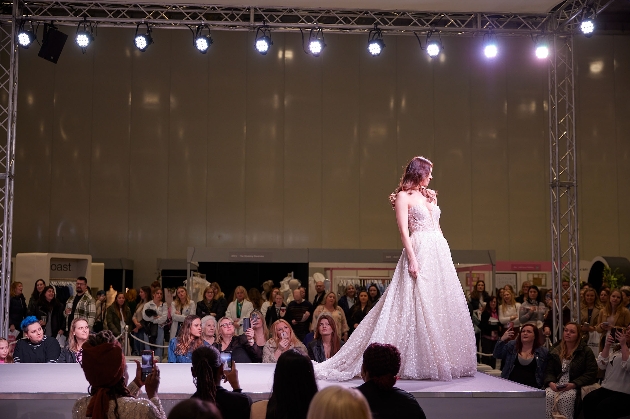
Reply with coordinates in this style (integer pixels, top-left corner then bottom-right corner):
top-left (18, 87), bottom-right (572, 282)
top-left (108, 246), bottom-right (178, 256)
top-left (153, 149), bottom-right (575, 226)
top-left (314, 203), bottom-right (477, 381)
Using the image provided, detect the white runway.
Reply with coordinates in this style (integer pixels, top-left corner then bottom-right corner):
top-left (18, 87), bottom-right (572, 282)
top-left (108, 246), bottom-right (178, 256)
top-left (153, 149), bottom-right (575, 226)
top-left (0, 363), bottom-right (544, 419)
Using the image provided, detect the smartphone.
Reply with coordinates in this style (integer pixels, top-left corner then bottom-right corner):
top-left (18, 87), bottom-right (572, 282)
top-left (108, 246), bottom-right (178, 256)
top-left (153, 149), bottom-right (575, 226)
top-left (556, 383), bottom-right (567, 389)
top-left (251, 313), bottom-right (259, 322)
top-left (242, 318), bottom-right (251, 331)
top-left (507, 322), bottom-right (514, 329)
top-left (612, 327), bottom-right (624, 343)
top-left (220, 351), bottom-right (232, 372)
top-left (141, 350), bottom-right (154, 380)
top-left (281, 331), bottom-right (288, 340)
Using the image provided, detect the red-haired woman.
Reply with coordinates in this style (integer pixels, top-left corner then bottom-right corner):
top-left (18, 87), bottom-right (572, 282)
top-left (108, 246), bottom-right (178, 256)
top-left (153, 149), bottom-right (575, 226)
top-left (308, 314), bottom-right (341, 363)
top-left (493, 323), bottom-right (548, 388)
top-left (168, 315), bottom-right (204, 363)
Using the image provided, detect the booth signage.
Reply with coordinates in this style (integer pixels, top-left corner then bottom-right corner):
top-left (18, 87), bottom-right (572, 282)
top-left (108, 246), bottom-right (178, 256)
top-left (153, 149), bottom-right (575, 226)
top-left (229, 251), bottom-right (272, 261)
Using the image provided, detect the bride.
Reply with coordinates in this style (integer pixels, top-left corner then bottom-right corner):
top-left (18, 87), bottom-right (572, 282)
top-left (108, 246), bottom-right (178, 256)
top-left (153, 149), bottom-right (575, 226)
top-left (314, 156), bottom-right (477, 381)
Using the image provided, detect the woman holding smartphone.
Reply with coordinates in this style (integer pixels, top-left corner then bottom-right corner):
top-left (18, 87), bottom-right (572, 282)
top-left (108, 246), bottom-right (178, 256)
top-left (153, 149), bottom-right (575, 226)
top-left (214, 316), bottom-right (259, 363)
top-left (595, 289), bottom-right (630, 341)
top-left (243, 310), bottom-right (267, 362)
top-left (263, 319), bottom-right (308, 363)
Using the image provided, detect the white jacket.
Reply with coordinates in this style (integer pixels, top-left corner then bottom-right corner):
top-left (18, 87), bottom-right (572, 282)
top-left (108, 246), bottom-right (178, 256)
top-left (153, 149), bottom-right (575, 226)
top-left (142, 301), bottom-right (168, 325)
top-left (226, 300), bottom-right (254, 336)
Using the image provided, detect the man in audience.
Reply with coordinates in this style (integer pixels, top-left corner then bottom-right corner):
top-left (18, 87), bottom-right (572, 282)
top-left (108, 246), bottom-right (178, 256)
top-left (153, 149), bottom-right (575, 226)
top-left (515, 281), bottom-right (531, 304)
top-left (357, 343), bottom-right (427, 419)
top-left (286, 289), bottom-right (313, 342)
top-left (64, 276), bottom-right (96, 333)
top-left (312, 281), bottom-right (326, 307)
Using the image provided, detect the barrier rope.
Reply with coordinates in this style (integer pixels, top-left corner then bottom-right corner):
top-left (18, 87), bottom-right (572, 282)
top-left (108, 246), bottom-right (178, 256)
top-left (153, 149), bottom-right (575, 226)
top-left (127, 331), bottom-right (170, 349)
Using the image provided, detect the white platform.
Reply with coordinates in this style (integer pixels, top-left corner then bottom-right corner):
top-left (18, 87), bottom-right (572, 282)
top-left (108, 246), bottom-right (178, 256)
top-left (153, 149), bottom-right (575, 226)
top-left (0, 363), bottom-right (544, 419)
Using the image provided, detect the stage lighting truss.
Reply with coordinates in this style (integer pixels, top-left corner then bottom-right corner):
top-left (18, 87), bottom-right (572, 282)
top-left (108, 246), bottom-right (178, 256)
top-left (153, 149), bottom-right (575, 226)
top-left (191, 24), bottom-right (213, 53)
top-left (75, 18), bottom-right (95, 53)
top-left (579, 6), bottom-right (595, 37)
top-left (17, 20), bottom-right (37, 49)
top-left (134, 22), bottom-right (153, 52)
top-left (483, 32), bottom-right (499, 58)
top-left (532, 34), bottom-right (549, 59)
top-left (301, 27), bottom-right (325, 57)
top-left (254, 23), bottom-right (273, 55)
top-left (367, 24), bottom-right (385, 56)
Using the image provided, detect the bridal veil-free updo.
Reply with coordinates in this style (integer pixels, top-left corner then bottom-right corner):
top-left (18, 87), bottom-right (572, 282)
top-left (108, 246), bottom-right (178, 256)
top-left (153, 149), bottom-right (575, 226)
top-left (389, 156), bottom-right (436, 208)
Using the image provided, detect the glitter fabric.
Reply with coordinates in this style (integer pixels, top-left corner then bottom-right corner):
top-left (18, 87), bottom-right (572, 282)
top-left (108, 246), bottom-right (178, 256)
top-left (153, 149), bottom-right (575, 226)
top-left (314, 203), bottom-right (477, 381)
top-left (72, 381), bottom-right (166, 419)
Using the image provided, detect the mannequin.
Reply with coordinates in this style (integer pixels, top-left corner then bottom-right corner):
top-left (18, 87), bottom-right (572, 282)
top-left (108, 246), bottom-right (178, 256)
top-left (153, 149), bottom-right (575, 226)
top-left (106, 285), bottom-right (117, 307)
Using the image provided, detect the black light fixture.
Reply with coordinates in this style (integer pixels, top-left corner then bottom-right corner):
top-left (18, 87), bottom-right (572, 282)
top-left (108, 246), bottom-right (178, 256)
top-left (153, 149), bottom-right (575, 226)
top-left (134, 23), bottom-right (153, 52)
top-left (302, 27), bottom-right (325, 57)
top-left (367, 24), bottom-right (385, 56)
top-left (254, 23), bottom-right (273, 55)
top-left (193, 24), bottom-right (213, 53)
top-left (75, 18), bottom-right (95, 53)
top-left (38, 23), bottom-right (68, 64)
top-left (17, 20), bottom-right (37, 49)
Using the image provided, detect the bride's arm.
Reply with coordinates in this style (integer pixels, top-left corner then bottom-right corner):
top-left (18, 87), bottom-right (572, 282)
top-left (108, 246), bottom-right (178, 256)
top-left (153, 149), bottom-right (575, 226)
top-left (395, 192), bottom-right (418, 278)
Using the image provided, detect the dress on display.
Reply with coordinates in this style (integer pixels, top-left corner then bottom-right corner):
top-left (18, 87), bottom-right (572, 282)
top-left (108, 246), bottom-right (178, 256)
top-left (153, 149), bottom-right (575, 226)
top-left (314, 203), bottom-right (477, 381)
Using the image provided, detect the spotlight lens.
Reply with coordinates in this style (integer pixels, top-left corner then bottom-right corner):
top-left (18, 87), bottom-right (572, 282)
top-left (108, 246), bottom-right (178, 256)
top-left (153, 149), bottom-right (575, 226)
top-left (196, 37), bottom-right (209, 52)
top-left (309, 40), bottom-right (322, 56)
top-left (368, 41), bottom-right (382, 56)
top-left (76, 33), bottom-right (90, 48)
top-left (427, 42), bottom-right (440, 57)
top-left (256, 38), bottom-right (270, 54)
top-left (581, 20), bottom-right (594, 35)
top-left (135, 35), bottom-right (148, 50)
top-left (535, 45), bottom-right (549, 59)
top-left (18, 32), bottom-right (32, 47)
top-left (484, 44), bottom-right (498, 58)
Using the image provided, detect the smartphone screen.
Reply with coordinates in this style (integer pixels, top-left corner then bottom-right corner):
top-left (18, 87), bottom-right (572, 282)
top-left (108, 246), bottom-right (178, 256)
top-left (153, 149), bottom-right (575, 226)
top-left (141, 350), bottom-right (153, 380)
top-left (242, 318), bottom-right (251, 331)
top-left (220, 351), bottom-right (232, 372)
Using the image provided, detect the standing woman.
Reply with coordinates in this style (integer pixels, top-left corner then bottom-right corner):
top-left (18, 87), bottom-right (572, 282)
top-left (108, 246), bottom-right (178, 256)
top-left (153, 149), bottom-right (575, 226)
top-left (308, 314), bottom-right (341, 363)
top-left (28, 279), bottom-right (46, 316)
top-left (600, 288), bottom-right (611, 307)
top-left (248, 288), bottom-right (263, 312)
top-left (201, 315), bottom-right (217, 347)
top-left (143, 288), bottom-right (168, 359)
top-left (226, 286), bottom-right (254, 336)
top-left (36, 285), bottom-right (65, 338)
top-left (338, 284), bottom-right (357, 322)
top-left (498, 288), bottom-right (521, 331)
top-left (367, 284), bottom-right (381, 306)
top-left (493, 324), bottom-right (548, 388)
top-left (168, 315), bottom-right (203, 363)
top-left (58, 318), bottom-right (90, 363)
top-left (468, 280), bottom-right (490, 312)
top-left (349, 290), bottom-right (372, 337)
top-left (9, 282), bottom-right (27, 338)
top-left (197, 286), bottom-right (218, 318)
top-left (519, 285), bottom-right (546, 328)
top-left (126, 288), bottom-right (138, 319)
top-left (265, 292), bottom-right (286, 332)
top-left (210, 282), bottom-right (229, 320)
top-left (311, 292), bottom-right (349, 342)
top-left (479, 296), bottom-right (501, 368)
top-left (131, 286), bottom-right (151, 356)
top-left (171, 286), bottom-right (197, 341)
top-left (580, 288), bottom-right (601, 348)
top-left (105, 292), bottom-right (133, 340)
top-left (261, 287), bottom-right (279, 319)
top-left (596, 289), bottom-right (630, 344)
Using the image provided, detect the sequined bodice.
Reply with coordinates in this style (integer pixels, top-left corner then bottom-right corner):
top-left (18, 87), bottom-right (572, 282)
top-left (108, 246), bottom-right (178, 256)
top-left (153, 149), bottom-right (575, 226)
top-left (408, 203), bottom-right (441, 233)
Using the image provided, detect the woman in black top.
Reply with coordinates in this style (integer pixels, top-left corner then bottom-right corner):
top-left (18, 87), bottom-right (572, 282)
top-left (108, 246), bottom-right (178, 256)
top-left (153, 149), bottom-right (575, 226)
top-left (367, 284), bottom-right (381, 305)
top-left (13, 316), bottom-right (61, 363)
top-left (36, 285), bottom-right (65, 338)
top-left (479, 295), bottom-right (501, 368)
top-left (28, 279), bottom-right (46, 317)
top-left (214, 316), bottom-right (260, 363)
top-left (9, 282), bottom-right (27, 338)
top-left (265, 293), bottom-right (286, 331)
top-left (211, 282), bottom-right (229, 320)
top-left (349, 291), bottom-right (372, 336)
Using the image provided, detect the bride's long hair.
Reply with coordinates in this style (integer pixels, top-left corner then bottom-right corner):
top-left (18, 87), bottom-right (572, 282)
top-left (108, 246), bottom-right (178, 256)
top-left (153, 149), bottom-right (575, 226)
top-left (389, 156), bottom-right (436, 208)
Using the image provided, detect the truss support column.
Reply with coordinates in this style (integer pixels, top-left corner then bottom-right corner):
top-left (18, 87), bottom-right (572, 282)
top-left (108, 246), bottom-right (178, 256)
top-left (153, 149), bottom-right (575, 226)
top-left (548, 33), bottom-right (580, 343)
top-left (0, 1), bottom-right (19, 338)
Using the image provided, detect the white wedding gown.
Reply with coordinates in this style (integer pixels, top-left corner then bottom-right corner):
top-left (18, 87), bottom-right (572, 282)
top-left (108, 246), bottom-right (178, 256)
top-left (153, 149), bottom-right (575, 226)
top-left (314, 203), bottom-right (477, 381)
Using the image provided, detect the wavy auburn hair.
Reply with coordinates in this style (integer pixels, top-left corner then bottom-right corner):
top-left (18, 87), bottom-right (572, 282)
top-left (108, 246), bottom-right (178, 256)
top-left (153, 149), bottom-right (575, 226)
top-left (389, 156), bottom-right (436, 208)
top-left (175, 315), bottom-right (204, 356)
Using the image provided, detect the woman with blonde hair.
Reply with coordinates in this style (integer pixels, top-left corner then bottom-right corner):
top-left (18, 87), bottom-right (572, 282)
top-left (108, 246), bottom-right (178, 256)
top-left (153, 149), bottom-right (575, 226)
top-left (171, 286), bottom-right (197, 341)
top-left (226, 285), bottom-right (253, 335)
top-left (244, 309), bottom-right (267, 362)
top-left (311, 292), bottom-right (349, 341)
top-left (210, 283), bottom-right (228, 319)
top-left (596, 289), bottom-right (630, 337)
top-left (58, 318), bottom-right (90, 363)
top-left (214, 316), bottom-right (260, 362)
top-left (499, 288), bottom-right (521, 330)
top-left (0, 337), bottom-right (13, 363)
top-left (306, 386), bottom-right (372, 419)
top-left (263, 319), bottom-right (308, 363)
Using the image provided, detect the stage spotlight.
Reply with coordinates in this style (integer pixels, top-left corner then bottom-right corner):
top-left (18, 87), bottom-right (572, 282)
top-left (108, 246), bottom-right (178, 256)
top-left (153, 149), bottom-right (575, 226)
top-left (254, 23), bottom-right (273, 55)
top-left (75, 19), bottom-right (95, 53)
top-left (425, 31), bottom-right (443, 58)
top-left (367, 24), bottom-right (385, 56)
top-left (192, 24), bottom-right (213, 53)
top-left (580, 19), bottom-right (595, 37)
top-left (17, 20), bottom-right (36, 49)
top-left (483, 32), bottom-right (498, 58)
top-left (134, 23), bottom-right (153, 52)
top-left (307, 27), bottom-right (326, 57)
top-left (532, 34), bottom-right (549, 59)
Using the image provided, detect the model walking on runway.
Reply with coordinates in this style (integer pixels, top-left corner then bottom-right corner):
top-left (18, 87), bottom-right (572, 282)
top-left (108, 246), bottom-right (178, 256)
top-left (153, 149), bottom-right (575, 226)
top-left (314, 156), bottom-right (477, 381)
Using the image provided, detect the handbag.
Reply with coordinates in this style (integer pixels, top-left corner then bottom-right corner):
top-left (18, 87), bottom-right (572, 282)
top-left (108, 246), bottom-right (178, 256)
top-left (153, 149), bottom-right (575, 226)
top-left (552, 393), bottom-right (567, 419)
top-left (581, 383), bottom-right (600, 399)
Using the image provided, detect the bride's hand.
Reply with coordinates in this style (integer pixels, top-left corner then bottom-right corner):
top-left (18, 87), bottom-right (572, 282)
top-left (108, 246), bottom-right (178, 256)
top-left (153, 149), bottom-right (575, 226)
top-left (408, 259), bottom-right (419, 279)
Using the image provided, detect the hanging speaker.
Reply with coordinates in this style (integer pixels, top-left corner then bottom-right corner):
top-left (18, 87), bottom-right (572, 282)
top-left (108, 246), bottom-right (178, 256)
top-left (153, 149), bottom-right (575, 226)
top-left (38, 24), bottom-right (67, 64)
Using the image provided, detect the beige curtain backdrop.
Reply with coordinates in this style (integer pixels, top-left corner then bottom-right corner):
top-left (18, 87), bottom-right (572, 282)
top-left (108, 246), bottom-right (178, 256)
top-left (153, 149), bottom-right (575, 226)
top-left (12, 28), bottom-right (630, 283)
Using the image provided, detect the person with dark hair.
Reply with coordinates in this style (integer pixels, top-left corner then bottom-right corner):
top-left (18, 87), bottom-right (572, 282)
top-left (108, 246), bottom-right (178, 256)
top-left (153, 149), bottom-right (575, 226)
top-left (248, 288), bottom-right (263, 311)
top-left (72, 330), bottom-right (165, 419)
top-left (367, 284), bottom-right (381, 306)
top-left (516, 281), bottom-right (531, 304)
top-left (468, 280), bottom-right (490, 312)
top-left (357, 343), bottom-right (426, 419)
top-left (131, 286), bottom-right (152, 356)
top-left (9, 282), bottom-right (27, 337)
top-left (106, 292), bottom-right (133, 338)
top-left (493, 323), bottom-right (548, 388)
top-left (28, 279), bottom-right (46, 316)
top-left (168, 315), bottom-right (203, 363)
top-left (519, 285), bottom-right (546, 328)
top-left (197, 286), bottom-right (219, 319)
top-left (168, 399), bottom-right (223, 419)
top-left (349, 290), bottom-right (372, 336)
top-left (190, 346), bottom-right (252, 419)
top-left (13, 316), bottom-right (61, 363)
top-left (265, 292), bottom-right (286, 331)
top-left (36, 285), bottom-right (65, 338)
top-left (64, 276), bottom-right (96, 332)
top-left (310, 292), bottom-right (349, 342)
top-left (308, 314), bottom-right (341, 363)
top-left (479, 295), bottom-right (501, 368)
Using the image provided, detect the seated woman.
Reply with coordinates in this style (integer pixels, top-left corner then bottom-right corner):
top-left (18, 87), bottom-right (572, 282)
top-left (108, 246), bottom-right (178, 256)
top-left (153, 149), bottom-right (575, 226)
top-left (263, 319), bottom-right (308, 363)
top-left (214, 316), bottom-right (259, 363)
top-left (479, 296), bottom-right (501, 368)
top-left (306, 386), bottom-right (371, 419)
top-left (72, 330), bottom-right (165, 419)
top-left (595, 289), bottom-right (630, 350)
top-left (142, 288), bottom-right (169, 359)
top-left (265, 292), bottom-right (286, 332)
top-left (201, 315), bottom-right (217, 347)
top-left (583, 327), bottom-right (630, 419)
top-left (0, 337), bottom-right (13, 363)
top-left (493, 324), bottom-right (548, 388)
top-left (13, 316), bottom-right (60, 363)
top-left (544, 322), bottom-right (598, 419)
top-left (308, 314), bottom-right (341, 363)
top-left (36, 285), bottom-right (65, 338)
top-left (190, 346), bottom-right (252, 419)
top-left (58, 318), bottom-right (90, 363)
top-left (243, 310), bottom-right (267, 362)
top-left (349, 290), bottom-right (372, 336)
top-left (310, 292), bottom-right (349, 342)
top-left (168, 315), bottom-right (204, 363)
top-left (105, 291), bottom-right (133, 340)
top-left (519, 285), bottom-right (546, 328)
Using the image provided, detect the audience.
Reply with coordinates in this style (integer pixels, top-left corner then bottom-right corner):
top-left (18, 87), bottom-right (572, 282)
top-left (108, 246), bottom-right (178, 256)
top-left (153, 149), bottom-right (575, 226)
top-left (498, 288), bottom-right (521, 330)
top-left (338, 284), bottom-right (357, 322)
top-left (260, 287), bottom-right (280, 319)
top-left (312, 280), bottom-right (326, 307)
top-left (210, 283), bottom-right (229, 320)
top-left (171, 286), bottom-right (197, 341)
top-left (243, 310), bottom-right (267, 362)
top-left (516, 281), bottom-right (531, 304)
top-left (126, 288), bottom-right (139, 318)
top-left (519, 285), bottom-right (546, 328)
top-left (214, 316), bottom-right (259, 363)
top-left (544, 322), bottom-right (598, 419)
top-left (64, 277), bottom-right (96, 333)
top-left (468, 280), bottom-right (489, 312)
top-left (58, 318), bottom-right (90, 363)
top-left (248, 288), bottom-right (263, 312)
top-left (265, 292), bottom-right (286, 332)
top-left (94, 290), bottom-right (107, 332)
top-left (308, 314), bottom-right (341, 363)
top-left (350, 290), bottom-right (372, 336)
top-left (168, 315), bottom-right (204, 363)
top-left (307, 386), bottom-right (372, 419)
top-left (197, 286), bottom-right (220, 319)
top-left (9, 281), bottom-right (27, 338)
top-left (595, 289), bottom-right (630, 350)
top-left (105, 291), bottom-right (133, 339)
top-left (226, 286), bottom-right (253, 336)
top-left (263, 319), bottom-right (308, 362)
top-left (0, 337), bottom-right (13, 363)
top-left (131, 286), bottom-right (152, 356)
top-left (201, 315), bottom-right (217, 346)
top-left (580, 288), bottom-right (601, 348)
top-left (167, 399), bottom-right (223, 419)
top-left (190, 346), bottom-right (252, 419)
top-left (72, 330), bottom-right (165, 419)
top-left (286, 289), bottom-right (313, 342)
top-left (582, 327), bottom-right (630, 419)
top-left (143, 288), bottom-right (169, 359)
top-left (27, 279), bottom-right (46, 317)
top-left (367, 284), bottom-right (381, 306)
top-left (600, 288), bottom-right (611, 307)
top-left (36, 285), bottom-right (65, 338)
top-left (310, 292), bottom-right (349, 342)
top-left (479, 295), bottom-right (501, 368)
top-left (13, 316), bottom-right (61, 363)
top-left (357, 343), bottom-right (426, 419)
top-left (493, 324), bottom-right (548, 388)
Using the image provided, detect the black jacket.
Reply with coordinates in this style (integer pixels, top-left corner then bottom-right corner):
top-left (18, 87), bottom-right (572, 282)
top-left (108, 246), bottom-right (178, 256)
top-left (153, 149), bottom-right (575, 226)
top-left (265, 303), bottom-right (286, 329)
top-left (36, 298), bottom-right (66, 338)
top-left (307, 339), bottom-right (326, 363)
top-left (13, 335), bottom-right (61, 363)
top-left (192, 386), bottom-right (251, 419)
top-left (357, 381), bottom-right (427, 419)
top-left (9, 294), bottom-right (27, 329)
top-left (57, 347), bottom-right (79, 363)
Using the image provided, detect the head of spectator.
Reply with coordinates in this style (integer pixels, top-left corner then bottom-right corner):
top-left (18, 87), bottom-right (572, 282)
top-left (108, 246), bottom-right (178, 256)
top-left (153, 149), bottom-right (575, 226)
top-left (201, 315), bottom-right (217, 345)
top-left (190, 346), bottom-right (223, 403)
top-left (113, 291), bottom-right (127, 311)
top-left (516, 323), bottom-right (542, 352)
top-left (232, 286), bottom-right (249, 304)
top-left (217, 317), bottom-right (235, 345)
top-left (126, 288), bottom-right (137, 305)
top-left (38, 285), bottom-right (58, 308)
top-left (96, 290), bottom-right (106, 304)
top-left (503, 284), bottom-right (515, 295)
top-left (483, 295), bottom-right (498, 315)
top-left (31, 279), bottom-right (46, 302)
top-left (360, 343), bottom-right (400, 390)
top-left (581, 288), bottom-right (599, 309)
top-left (559, 322), bottom-right (581, 360)
top-left (211, 282), bottom-right (225, 300)
top-left (68, 318), bottom-right (90, 354)
top-left (267, 349), bottom-right (318, 419)
top-left (75, 277), bottom-right (88, 296)
top-left (248, 288), bottom-right (263, 310)
top-left (174, 286), bottom-right (191, 312)
top-left (315, 281), bottom-right (325, 296)
top-left (323, 292), bottom-right (339, 311)
top-left (299, 286), bottom-right (306, 300)
top-left (357, 290), bottom-right (370, 309)
top-left (273, 292), bottom-right (284, 308)
top-left (501, 288), bottom-right (516, 309)
top-left (249, 309), bottom-right (268, 339)
top-left (367, 284), bottom-right (381, 304)
top-left (344, 284), bottom-right (356, 300)
top-left (202, 286), bottom-right (215, 305)
top-left (139, 286), bottom-right (152, 303)
top-left (520, 281), bottom-right (531, 297)
top-left (153, 288), bottom-right (164, 305)
top-left (0, 337), bottom-right (13, 363)
top-left (313, 314), bottom-right (341, 358)
top-left (470, 280), bottom-right (488, 301)
top-left (605, 289), bottom-right (624, 316)
top-left (293, 288), bottom-right (304, 304)
top-left (176, 315), bottom-right (203, 357)
top-left (150, 280), bottom-right (161, 293)
top-left (266, 287), bottom-right (279, 303)
top-left (21, 316), bottom-right (44, 345)
top-left (10, 281), bottom-right (23, 298)
top-left (526, 285), bottom-right (541, 304)
top-left (271, 319), bottom-right (301, 350)
top-left (600, 288), bottom-right (611, 306)
top-left (307, 386), bottom-right (372, 419)
top-left (621, 287), bottom-right (630, 308)
top-left (562, 279), bottom-right (570, 291)
top-left (167, 399), bottom-right (222, 419)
